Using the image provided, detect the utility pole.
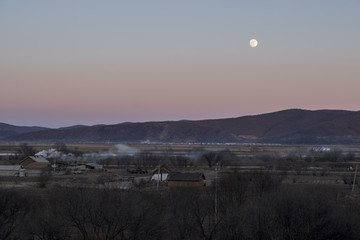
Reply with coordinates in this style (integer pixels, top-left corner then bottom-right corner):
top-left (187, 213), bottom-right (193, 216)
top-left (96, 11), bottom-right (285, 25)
top-left (352, 164), bottom-right (358, 192)
top-left (157, 163), bottom-right (160, 190)
top-left (53, 157), bottom-right (56, 173)
top-left (214, 162), bottom-right (219, 240)
top-left (214, 162), bottom-right (219, 222)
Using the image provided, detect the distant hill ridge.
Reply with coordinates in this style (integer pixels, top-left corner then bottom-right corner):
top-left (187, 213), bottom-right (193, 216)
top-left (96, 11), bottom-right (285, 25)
top-left (0, 123), bottom-right (49, 140)
top-left (1, 109), bottom-right (360, 144)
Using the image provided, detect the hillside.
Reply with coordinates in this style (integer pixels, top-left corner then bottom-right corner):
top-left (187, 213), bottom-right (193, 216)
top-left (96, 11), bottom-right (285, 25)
top-left (0, 123), bottom-right (49, 140)
top-left (2, 109), bottom-right (360, 144)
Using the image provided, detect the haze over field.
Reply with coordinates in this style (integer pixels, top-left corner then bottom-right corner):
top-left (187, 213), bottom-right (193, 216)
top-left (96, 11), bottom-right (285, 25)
top-left (0, 1), bottom-right (359, 127)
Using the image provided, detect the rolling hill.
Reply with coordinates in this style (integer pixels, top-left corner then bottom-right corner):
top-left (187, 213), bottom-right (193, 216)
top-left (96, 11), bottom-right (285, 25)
top-left (0, 123), bottom-right (49, 140)
top-left (2, 109), bottom-right (360, 144)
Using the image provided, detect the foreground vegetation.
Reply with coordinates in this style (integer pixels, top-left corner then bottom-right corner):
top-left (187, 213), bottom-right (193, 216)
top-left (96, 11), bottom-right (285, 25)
top-left (1, 171), bottom-right (360, 240)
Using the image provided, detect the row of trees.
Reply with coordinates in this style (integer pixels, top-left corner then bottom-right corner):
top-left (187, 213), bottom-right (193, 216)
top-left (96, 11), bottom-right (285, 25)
top-left (1, 171), bottom-right (360, 240)
top-left (6, 143), bottom-right (357, 168)
top-left (7, 143), bottom-right (233, 168)
top-left (97, 150), bottom-right (235, 168)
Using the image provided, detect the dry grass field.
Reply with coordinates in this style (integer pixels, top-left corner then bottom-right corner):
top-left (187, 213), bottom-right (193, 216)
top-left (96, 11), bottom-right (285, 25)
top-left (1, 142), bottom-right (359, 156)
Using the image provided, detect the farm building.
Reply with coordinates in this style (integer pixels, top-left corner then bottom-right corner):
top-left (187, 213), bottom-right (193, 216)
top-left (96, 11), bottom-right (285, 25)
top-left (20, 156), bottom-right (50, 169)
top-left (151, 163), bottom-right (171, 181)
top-left (151, 173), bottom-right (168, 182)
top-left (167, 172), bottom-right (206, 187)
top-left (0, 165), bottom-right (25, 177)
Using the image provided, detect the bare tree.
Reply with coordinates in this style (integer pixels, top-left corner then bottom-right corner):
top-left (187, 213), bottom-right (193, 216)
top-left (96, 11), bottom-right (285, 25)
top-left (60, 188), bottom-right (131, 240)
top-left (37, 169), bottom-right (51, 188)
top-left (0, 189), bottom-right (27, 240)
top-left (15, 143), bottom-right (36, 160)
top-left (218, 172), bottom-right (250, 208)
top-left (167, 188), bottom-right (199, 240)
top-left (126, 192), bottom-right (166, 240)
top-left (250, 171), bottom-right (283, 198)
top-left (54, 142), bottom-right (69, 154)
top-left (25, 203), bottom-right (70, 240)
top-left (201, 152), bottom-right (222, 168)
top-left (167, 187), bottom-right (221, 240)
top-left (172, 156), bottom-right (191, 168)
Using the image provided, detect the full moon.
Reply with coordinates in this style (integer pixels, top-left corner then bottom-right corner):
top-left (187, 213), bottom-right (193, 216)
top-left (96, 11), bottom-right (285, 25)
top-left (249, 39), bottom-right (258, 48)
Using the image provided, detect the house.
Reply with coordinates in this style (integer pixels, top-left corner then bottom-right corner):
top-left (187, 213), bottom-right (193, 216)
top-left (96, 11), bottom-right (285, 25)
top-left (151, 163), bottom-right (171, 181)
top-left (167, 172), bottom-right (206, 187)
top-left (20, 156), bottom-right (50, 169)
top-left (151, 173), bottom-right (168, 182)
top-left (0, 165), bottom-right (25, 177)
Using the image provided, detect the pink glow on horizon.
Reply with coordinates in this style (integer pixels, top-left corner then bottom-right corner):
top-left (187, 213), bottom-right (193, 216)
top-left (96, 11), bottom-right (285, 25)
top-left (0, 1), bottom-right (359, 127)
top-left (1, 56), bottom-right (360, 128)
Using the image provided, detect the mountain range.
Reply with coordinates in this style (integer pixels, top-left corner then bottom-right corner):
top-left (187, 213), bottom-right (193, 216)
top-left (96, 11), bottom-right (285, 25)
top-left (1, 109), bottom-right (360, 144)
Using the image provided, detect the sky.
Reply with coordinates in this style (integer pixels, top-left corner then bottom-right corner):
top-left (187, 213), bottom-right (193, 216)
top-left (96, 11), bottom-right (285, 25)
top-left (1, 0), bottom-right (359, 128)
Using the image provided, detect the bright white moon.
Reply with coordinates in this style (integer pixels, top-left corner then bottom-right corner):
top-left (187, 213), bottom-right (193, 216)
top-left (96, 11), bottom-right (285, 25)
top-left (249, 39), bottom-right (258, 48)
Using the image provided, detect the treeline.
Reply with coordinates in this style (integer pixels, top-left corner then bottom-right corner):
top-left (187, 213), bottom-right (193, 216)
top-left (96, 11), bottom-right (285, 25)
top-left (1, 171), bottom-right (360, 240)
top-left (4, 143), bottom-right (357, 169)
top-left (98, 150), bottom-right (238, 168)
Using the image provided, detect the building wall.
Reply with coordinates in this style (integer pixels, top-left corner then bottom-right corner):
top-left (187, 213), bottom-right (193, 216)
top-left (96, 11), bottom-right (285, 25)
top-left (0, 170), bottom-right (19, 176)
top-left (25, 162), bottom-right (50, 169)
top-left (20, 158), bottom-right (34, 167)
top-left (25, 169), bottom-right (43, 177)
top-left (167, 181), bottom-right (204, 187)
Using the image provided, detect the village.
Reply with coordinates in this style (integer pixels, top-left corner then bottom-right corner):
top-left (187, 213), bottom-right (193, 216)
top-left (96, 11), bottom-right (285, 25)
top-left (0, 143), bottom-right (359, 191)
top-left (0, 155), bottom-right (208, 189)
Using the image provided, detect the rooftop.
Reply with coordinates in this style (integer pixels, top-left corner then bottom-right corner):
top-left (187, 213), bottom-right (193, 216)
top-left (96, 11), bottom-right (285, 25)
top-left (167, 172), bottom-right (205, 182)
top-left (28, 156), bottom-right (49, 163)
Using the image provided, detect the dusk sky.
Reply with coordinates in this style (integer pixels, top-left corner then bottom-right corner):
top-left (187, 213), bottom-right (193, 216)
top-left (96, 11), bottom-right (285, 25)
top-left (1, 1), bottom-right (359, 128)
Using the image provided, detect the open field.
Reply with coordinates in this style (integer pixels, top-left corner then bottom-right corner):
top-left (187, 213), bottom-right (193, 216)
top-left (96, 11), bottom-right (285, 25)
top-left (1, 142), bottom-right (360, 157)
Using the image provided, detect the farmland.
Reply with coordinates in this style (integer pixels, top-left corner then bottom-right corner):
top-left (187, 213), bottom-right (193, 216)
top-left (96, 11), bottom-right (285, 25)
top-left (1, 142), bottom-right (360, 188)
